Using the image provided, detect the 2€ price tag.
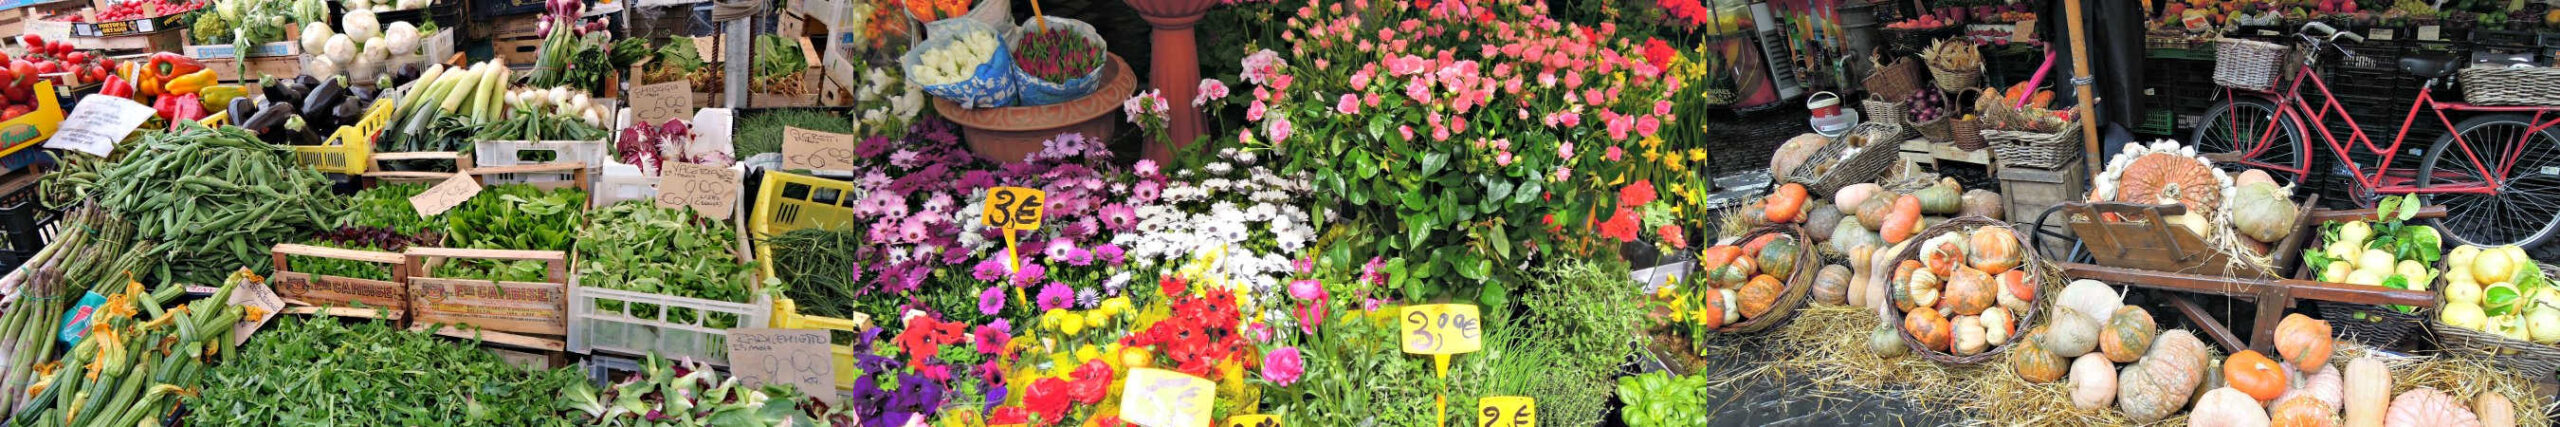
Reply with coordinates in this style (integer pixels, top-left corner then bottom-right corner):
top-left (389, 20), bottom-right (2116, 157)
top-left (1476, 396), bottom-right (1534, 427)
top-left (1225, 415), bottom-right (1278, 427)
top-left (980, 186), bottom-right (1046, 230)
top-left (1399, 304), bottom-right (1483, 356)
top-left (1119, 368), bottom-right (1214, 427)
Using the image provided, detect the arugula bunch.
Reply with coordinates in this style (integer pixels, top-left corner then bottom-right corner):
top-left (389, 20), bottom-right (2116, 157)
top-left (444, 185), bottom-right (587, 252)
top-left (187, 318), bottom-right (587, 425)
top-left (339, 184), bottom-right (441, 237)
top-left (575, 201), bottom-right (761, 303)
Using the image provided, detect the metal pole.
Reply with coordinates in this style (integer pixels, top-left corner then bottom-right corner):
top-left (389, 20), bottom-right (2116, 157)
top-left (2064, 0), bottom-right (2099, 178)
top-left (725, 14), bottom-right (751, 108)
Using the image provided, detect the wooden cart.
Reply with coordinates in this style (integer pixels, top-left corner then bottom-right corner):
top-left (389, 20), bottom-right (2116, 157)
top-left (2027, 198), bottom-right (2442, 354)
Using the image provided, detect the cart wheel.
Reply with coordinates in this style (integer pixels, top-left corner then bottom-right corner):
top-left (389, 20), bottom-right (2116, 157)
top-left (2029, 204), bottom-right (2092, 264)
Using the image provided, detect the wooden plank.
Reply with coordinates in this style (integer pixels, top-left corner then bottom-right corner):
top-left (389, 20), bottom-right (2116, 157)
top-left (2057, 262), bottom-right (2436, 307)
top-left (2306, 205), bottom-right (2449, 223)
top-left (273, 243), bottom-right (408, 264)
top-left (2252, 285), bottom-right (2290, 353)
top-left (2168, 295), bottom-right (2249, 353)
top-left (412, 323), bottom-right (568, 351)
top-left (281, 306), bottom-right (402, 319)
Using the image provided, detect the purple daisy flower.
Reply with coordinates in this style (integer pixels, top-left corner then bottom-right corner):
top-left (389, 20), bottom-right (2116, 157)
top-left (977, 286), bottom-right (1006, 315)
top-left (1099, 204), bottom-right (1138, 231)
top-left (1036, 283), bottom-right (1074, 311)
top-left (1013, 263), bottom-right (1047, 287)
top-left (1094, 244), bottom-right (1125, 266)
top-left (971, 258), bottom-right (1005, 281)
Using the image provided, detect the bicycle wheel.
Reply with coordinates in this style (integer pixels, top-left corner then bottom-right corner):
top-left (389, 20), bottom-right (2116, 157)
top-left (2191, 96), bottom-right (2310, 185)
top-left (2418, 114), bottom-right (2560, 248)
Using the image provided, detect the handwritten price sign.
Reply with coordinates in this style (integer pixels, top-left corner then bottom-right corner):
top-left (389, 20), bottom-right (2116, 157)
top-left (629, 81), bottom-right (694, 124)
top-left (1400, 304), bottom-right (1483, 355)
top-left (1225, 415), bottom-right (1278, 427)
top-left (1475, 396), bottom-right (1534, 427)
top-left (408, 173), bottom-right (482, 217)
top-left (980, 186), bottom-right (1046, 230)
top-left (779, 126), bottom-right (858, 171)
top-left (655, 162), bottom-right (739, 220)
top-left (726, 328), bottom-right (838, 403)
top-left (1119, 368), bottom-right (1214, 427)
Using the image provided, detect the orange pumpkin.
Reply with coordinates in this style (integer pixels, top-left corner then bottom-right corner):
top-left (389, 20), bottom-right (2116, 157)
top-left (2225, 350), bottom-right (2290, 402)
top-left (1996, 269), bottom-right (2038, 314)
top-left (2275, 314), bottom-right (2335, 372)
top-left (1857, 195), bottom-right (1897, 230)
top-left (1765, 183), bottom-right (1808, 223)
top-left (1905, 307), bottom-right (1953, 352)
top-left (1699, 246), bottom-right (1743, 271)
top-left (1967, 227), bottom-right (2024, 274)
top-left (1699, 290), bottom-right (1730, 328)
top-left (2270, 395), bottom-right (2340, 427)
top-left (1943, 266), bottom-right (1996, 315)
top-left (2100, 306), bottom-right (2158, 363)
top-left (1744, 233), bottom-right (1782, 255)
top-left (1882, 195), bottom-right (1923, 243)
top-left (2011, 342), bottom-right (2068, 383)
top-left (1738, 275), bottom-right (1785, 319)
top-left (1921, 235), bottom-right (1965, 277)
top-left (1891, 260), bottom-right (1926, 312)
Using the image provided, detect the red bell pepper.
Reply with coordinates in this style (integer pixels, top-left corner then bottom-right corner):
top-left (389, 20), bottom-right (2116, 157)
top-left (146, 52), bottom-right (201, 79)
top-left (175, 93), bottom-right (202, 122)
top-left (152, 92), bottom-right (175, 120)
top-left (101, 74), bottom-right (128, 98)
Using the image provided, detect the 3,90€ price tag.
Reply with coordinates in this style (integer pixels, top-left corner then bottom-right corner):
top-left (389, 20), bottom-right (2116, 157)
top-left (980, 186), bottom-right (1046, 230)
top-left (1119, 368), bottom-right (1215, 427)
top-left (1399, 304), bottom-right (1483, 356)
top-left (1224, 414), bottom-right (1278, 427)
top-left (1476, 396), bottom-right (1534, 427)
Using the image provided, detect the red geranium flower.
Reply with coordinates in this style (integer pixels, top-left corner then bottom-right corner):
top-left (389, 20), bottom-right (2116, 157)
top-left (1642, 38), bottom-right (1675, 70)
top-left (1026, 377), bottom-right (1074, 426)
top-left (1160, 276), bottom-right (1189, 297)
top-left (1619, 179), bottom-right (1657, 207)
top-left (1600, 207), bottom-right (1642, 242)
top-left (1068, 359), bottom-right (1115, 404)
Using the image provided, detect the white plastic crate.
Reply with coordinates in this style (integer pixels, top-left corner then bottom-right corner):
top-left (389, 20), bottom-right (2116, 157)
top-left (567, 285), bottom-right (771, 365)
top-left (475, 140), bottom-right (611, 169)
top-left (592, 160), bottom-right (659, 208)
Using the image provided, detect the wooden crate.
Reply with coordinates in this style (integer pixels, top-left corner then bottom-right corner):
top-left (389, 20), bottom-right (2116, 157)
top-left (200, 56), bottom-right (302, 82)
top-left (404, 247), bottom-right (572, 337)
top-left (1996, 159), bottom-right (2084, 261)
top-left (495, 37), bottom-right (543, 65)
top-left (269, 243), bottom-right (411, 319)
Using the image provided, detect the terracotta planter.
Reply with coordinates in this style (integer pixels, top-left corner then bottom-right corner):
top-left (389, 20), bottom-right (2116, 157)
top-left (1123, 0), bottom-right (1216, 164)
top-left (937, 54), bottom-right (1137, 163)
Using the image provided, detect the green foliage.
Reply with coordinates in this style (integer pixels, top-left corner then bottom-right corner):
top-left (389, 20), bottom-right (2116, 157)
top-left (443, 184), bottom-right (586, 252)
top-left (187, 317), bottom-right (586, 425)
top-left (339, 183), bottom-right (439, 237)
top-left (1260, 306), bottom-right (1472, 426)
top-left (574, 201), bottom-right (758, 303)
top-left (1475, 260), bottom-right (1646, 426)
top-left (735, 109), bottom-right (856, 158)
top-left (1616, 371), bottom-right (1714, 427)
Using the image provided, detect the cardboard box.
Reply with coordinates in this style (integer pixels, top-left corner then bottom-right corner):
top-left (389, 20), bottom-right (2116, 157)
top-left (68, 8), bottom-right (191, 37)
top-left (62, 28), bottom-right (180, 51)
top-left (201, 55), bottom-right (301, 82)
top-left (495, 37), bottom-right (542, 65)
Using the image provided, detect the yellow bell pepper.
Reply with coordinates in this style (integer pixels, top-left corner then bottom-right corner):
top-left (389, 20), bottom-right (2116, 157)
top-left (160, 69), bottom-right (218, 96)
top-left (197, 84), bottom-right (247, 112)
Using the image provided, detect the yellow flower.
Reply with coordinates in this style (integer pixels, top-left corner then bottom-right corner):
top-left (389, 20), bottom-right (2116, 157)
top-left (1643, 148), bottom-right (1661, 163)
top-left (1060, 313), bottom-right (1087, 336)
top-left (1101, 297), bottom-right (1133, 315)
top-left (1688, 149), bottom-right (1709, 162)
top-left (1076, 344), bottom-right (1102, 362)
top-left (1041, 309), bottom-right (1067, 330)
top-left (1083, 309), bottom-right (1112, 329)
top-left (1654, 282), bottom-right (1680, 299)
top-left (1641, 135), bottom-right (1664, 148)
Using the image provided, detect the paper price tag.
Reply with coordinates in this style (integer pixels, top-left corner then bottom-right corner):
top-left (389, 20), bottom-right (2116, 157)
top-left (2371, 28), bottom-right (2394, 41)
top-left (228, 277), bottom-right (285, 346)
top-left (1225, 415), bottom-right (1279, 427)
top-left (630, 81), bottom-right (694, 124)
top-left (2419, 25), bottom-right (2442, 41)
top-left (1399, 304), bottom-right (1483, 356)
top-left (1120, 368), bottom-right (1215, 427)
top-left (779, 126), bottom-right (858, 170)
top-left (980, 186), bottom-right (1046, 230)
top-left (726, 329), bottom-right (838, 403)
top-left (2010, 19), bottom-right (2036, 42)
top-left (47, 95), bottom-right (154, 156)
top-left (408, 173), bottom-right (482, 217)
top-left (1476, 396), bottom-right (1534, 427)
top-left (655, 162), bottom-right (739, 220)
top-left (693, 36), bottom-right (719, 62)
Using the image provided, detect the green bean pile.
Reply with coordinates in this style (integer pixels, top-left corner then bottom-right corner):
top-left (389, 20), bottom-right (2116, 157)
top-left (88, 122), bottom-right (347, 285)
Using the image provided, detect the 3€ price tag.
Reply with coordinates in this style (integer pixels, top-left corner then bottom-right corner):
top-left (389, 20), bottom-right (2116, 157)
top-left (980, 186), bottom-right (1046, 230)
top-left (408, 173), bottom-right (482, 217)
top-left (1399, 304), bottom-right (1483, 356)
top-left (1119, 368), bottom-right (1215, 427)
top-left (1225, 415), bottom-right (1279, 427)
top-left (1476, 396), bottom-right (1534, 427)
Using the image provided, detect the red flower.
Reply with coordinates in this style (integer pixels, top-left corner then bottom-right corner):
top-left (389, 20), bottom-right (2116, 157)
top-left (1619, 180), bottom-right (1657, 207)
top-left (1600, 207), bottom-right (1641, 242)
top-left (1642, 38), bottom-right (1675, 70)
top-left (1069, 359), bottom-right (1115, 405)
top-left (1658, 225), bottom-right (1688, 249)
top-left (1026, 377), bottom-right (1074, 426)
top-left (1160, 276), bottom-right (1189, 297)
top-left (990, 406), bottom-right (1030, 425)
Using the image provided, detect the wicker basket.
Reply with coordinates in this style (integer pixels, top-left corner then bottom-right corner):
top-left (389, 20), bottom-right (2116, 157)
top-left (1986, 121), bottom-right (2083, 169)
top-left (2459, 67), bottom-right (2560, 106)
top-left (1709, 224), bottom-right (1818, 335)
top-left (1887, 217), bottom-right (2058, 365)
top-left (1865, 56), bottom-right (1924, 102)
top-left (1864, 98), bottom-right (1909, 128)
top-left (1931, 65), bottom-right (1982, 92)
top-left (1950, 118), bottom-right (1988, 151)
top-left (2426, 262), bottom-right (2560, 378)
top-left (1915, 116), bottom-right (1954, 142)
top-left (2313, 301), bottom-right (2426, 349)
top-left (2213, 38), bottom-right (2293, 92)
top-left (1788, 122), bottom-right (1905, 197)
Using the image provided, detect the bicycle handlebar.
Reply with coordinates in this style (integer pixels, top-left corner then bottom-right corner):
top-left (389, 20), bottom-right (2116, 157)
top-left (2302, 21), bottom-right (2365, 43)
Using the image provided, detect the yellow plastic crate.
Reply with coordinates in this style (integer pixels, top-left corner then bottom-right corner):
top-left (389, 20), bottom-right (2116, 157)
top-left (293, 101), bottom-right (396, 175)
top-left (749, 170), bottom-right (875, 389)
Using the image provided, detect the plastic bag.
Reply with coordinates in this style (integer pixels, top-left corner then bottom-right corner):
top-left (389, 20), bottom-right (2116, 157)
top-left (901, 18), bottom-right (1018, 109)
top-left (1006, 16), bottom-right (1108, 106)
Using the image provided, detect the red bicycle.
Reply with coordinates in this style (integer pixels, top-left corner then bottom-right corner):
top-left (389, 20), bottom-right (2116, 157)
top-left (2194, 22), bottom-right (2560, 248)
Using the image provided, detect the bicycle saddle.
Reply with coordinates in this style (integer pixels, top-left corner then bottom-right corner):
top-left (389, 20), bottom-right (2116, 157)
top-left (2399, 56), bottom-right (2461, 79)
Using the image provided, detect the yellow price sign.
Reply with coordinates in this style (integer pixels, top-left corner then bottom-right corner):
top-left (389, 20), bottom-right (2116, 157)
top-left (1400, 304), bottom-right (1483, 356)
top-left (1475, 396), bottom-right (1534, 427)
top-left (1119, 368), bottom-right (1215, 427)
top-left (1224, 415), bottom-right (1279, 427)
top-left (980, 186), bottom-right (1047, 230)
top-left (980, 186), bottom-right (1046, 272)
